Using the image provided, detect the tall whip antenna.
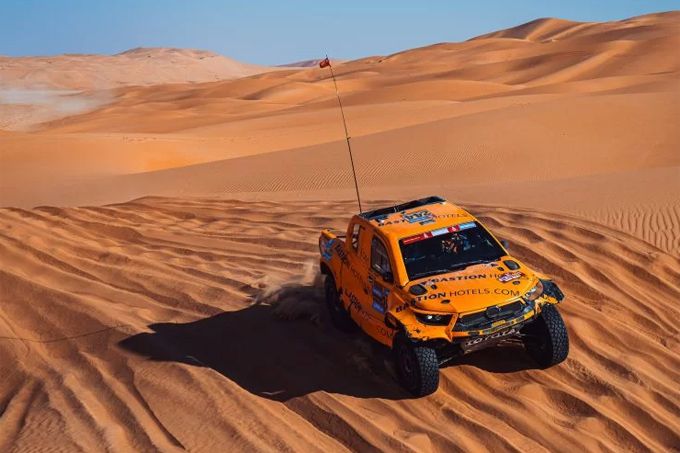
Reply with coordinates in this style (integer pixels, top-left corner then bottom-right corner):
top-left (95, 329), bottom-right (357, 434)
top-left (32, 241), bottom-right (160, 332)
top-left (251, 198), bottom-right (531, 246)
top-left (320, 55), bottom-right (363, 213)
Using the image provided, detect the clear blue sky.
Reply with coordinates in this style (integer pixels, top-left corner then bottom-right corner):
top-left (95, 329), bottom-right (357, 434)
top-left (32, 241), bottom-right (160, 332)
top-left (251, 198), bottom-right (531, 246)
top-left (1, 1), bottom-right (677, 65)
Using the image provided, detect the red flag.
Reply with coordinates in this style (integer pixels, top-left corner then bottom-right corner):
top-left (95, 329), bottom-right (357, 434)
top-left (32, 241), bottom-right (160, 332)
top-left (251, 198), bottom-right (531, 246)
top-left (319, 57), bottom-right (331, 68)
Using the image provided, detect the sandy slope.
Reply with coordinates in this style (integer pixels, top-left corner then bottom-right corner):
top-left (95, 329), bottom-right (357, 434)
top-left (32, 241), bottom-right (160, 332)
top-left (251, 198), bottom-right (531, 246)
top-left (0, 197), bottom-right (678, 451)
top-left (1, 11), bottom-right (680, 452)
top-left (1, 12), bottom-right (678, 254)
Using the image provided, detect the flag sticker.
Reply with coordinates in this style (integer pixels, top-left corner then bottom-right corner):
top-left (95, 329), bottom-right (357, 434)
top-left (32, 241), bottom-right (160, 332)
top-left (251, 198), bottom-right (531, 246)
top-left (401, 221), bottom-right (477, 245)
top-left (455, 221), bottom-right (476, 231)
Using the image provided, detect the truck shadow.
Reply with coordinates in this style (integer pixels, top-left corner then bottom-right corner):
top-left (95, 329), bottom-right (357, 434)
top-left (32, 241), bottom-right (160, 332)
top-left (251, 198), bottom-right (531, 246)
top-left (442, 342), bottom-right (540, 373)
top-left (119, 282), bottom-right (407, 401)
top-left (119, 282), bottom-right (539, 401)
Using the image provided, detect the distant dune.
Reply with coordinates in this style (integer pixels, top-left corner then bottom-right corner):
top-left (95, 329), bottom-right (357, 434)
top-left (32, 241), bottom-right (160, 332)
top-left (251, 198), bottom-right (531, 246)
top-left (0, 47), bottom-right (278, 129)
top-left (1, 11), bottom-right (679, 451)
top-left (0, 47), bottom-right (273, 90)
top-left (2, 11), bottom-right (678, 251)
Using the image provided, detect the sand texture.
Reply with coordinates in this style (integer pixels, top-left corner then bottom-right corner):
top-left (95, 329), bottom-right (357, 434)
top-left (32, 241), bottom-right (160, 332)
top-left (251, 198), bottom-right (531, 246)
top-left (1, 11), bottom-right (679, 452)
top-left (1, 198), bottom-right (679, 451)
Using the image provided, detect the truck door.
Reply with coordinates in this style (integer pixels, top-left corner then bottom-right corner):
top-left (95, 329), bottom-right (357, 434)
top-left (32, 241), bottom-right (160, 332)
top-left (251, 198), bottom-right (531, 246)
top-left (361, 234), bottom-right (397, 344)
top-left (341, 221), bottom-right (370, 316)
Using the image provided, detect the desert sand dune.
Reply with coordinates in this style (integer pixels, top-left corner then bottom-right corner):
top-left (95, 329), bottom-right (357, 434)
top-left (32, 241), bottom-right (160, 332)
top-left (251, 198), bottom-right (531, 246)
top-left (6, 86), bottom-right (676, 251)
top-left (1, 12), bottom-right (679, 451)
top-left (0, 47), bottom-right (278, 130)
top-left (0, 47), bottom-right (273, 91)
top-left (0, 12), bottom-right (680, 254)
top-left (0, 197), bottom-right (678, 451)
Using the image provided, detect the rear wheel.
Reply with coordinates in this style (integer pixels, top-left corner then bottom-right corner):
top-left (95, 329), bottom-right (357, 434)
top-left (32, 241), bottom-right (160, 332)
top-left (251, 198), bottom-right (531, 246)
top-left (393, 333), bottom-right (439, 396)
top-left (324, 275), bottom-right (356, 332)
top-left (522, 304), bottom-right (569, 367)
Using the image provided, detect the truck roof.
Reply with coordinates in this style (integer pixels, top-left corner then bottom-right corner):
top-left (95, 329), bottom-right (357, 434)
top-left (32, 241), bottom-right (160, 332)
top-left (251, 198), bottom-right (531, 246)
top-left (360, 196), bottom-right (476, 240)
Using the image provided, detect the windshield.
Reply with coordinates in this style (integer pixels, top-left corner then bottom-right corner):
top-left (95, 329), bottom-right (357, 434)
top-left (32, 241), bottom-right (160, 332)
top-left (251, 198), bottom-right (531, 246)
top-left (400, 221), bottom-right (505, 280)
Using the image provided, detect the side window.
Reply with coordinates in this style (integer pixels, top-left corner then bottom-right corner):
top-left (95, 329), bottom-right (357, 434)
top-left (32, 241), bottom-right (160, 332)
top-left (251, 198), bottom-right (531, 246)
top-left (371, 236), bottom-right (392, 279)
top-left (351, 223), bottom-right (363, 251)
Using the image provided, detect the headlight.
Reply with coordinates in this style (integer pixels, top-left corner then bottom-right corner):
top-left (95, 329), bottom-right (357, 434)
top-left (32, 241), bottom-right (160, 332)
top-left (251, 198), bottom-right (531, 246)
top-left (414, 313), bottom-right (452, 325)
top-left (523, 280), bottom-right (544, 301)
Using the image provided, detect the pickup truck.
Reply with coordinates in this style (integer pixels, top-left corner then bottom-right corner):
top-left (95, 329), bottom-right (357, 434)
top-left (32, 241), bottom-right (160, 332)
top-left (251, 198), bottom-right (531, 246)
top-left (319, 196), bottom-right (568, 396)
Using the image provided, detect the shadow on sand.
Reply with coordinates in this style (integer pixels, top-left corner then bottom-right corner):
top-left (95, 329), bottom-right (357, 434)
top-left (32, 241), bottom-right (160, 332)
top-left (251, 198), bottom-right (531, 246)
top-left (119, 281), bottom-right (538, 401)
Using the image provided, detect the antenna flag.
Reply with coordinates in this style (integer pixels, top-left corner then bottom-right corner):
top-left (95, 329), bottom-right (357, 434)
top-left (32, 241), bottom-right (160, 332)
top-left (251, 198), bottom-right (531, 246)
top-left (321, 55), bottom-right (363, 213)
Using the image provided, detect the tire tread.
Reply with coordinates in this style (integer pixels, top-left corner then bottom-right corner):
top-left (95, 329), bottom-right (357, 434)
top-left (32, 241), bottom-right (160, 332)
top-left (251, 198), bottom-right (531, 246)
top-left (542, 305), bottom-right (569, 365)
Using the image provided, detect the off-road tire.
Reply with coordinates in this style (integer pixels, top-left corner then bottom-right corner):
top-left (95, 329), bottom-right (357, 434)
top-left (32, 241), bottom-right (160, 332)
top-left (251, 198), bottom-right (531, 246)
top-left (522, 304), bottom-right (569, 368)
top-left (393, 334), bottom-right (439, 396)
top-left (324, 275), bottom-right (356, 332)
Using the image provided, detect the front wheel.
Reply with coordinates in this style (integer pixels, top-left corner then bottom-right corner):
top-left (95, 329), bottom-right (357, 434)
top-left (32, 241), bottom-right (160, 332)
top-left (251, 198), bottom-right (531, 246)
top-left (393, 334), bottom-right (439, 396)
top-left (521, 304), bottom-right (569, 367)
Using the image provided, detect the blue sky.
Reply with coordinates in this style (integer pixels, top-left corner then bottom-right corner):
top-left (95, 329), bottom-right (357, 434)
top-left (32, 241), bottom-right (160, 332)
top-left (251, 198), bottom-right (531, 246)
top-left (1, 1), bottom-right (677, 65)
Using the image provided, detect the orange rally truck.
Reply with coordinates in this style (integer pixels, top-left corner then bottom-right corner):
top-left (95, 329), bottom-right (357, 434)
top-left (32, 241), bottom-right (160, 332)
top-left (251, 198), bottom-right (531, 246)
top-left (319, 196), bottom-right (568, 396)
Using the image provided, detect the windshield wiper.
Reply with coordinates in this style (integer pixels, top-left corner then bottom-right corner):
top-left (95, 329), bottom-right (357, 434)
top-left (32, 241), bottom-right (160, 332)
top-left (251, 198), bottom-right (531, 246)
top-left (448, 258), bottom-right (494, 271)
top-left (410, 269), bottom-right (451, 280)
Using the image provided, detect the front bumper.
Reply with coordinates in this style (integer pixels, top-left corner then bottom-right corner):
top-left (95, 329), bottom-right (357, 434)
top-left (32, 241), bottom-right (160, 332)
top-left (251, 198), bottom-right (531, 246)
top-left (403, 299), bottom-right (542, 347)
top-left (451, 300), bottom-right (537, 338)
top-left (399, 281), bottom-right (565, 356)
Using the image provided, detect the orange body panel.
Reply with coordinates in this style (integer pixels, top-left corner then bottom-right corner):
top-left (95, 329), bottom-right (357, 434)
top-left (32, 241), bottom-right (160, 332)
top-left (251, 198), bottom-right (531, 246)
top-left (319, 198), bottom-right (561, 348)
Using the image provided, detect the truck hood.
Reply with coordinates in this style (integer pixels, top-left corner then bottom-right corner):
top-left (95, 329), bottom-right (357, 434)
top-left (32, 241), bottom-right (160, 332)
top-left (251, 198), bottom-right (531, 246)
top-left (405, 258), bottom-right (537, 313)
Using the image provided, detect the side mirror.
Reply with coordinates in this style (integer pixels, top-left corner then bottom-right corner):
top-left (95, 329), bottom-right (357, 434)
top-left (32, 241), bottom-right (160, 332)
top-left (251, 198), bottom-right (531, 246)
top-left (501, 240), bottom-right (509, 249)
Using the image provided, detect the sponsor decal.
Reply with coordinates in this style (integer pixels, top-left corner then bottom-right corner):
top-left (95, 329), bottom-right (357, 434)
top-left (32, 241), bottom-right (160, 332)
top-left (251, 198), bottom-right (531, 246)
top-left (347, 290), bottom-right (394, 339)
top-left (371, 283), bottom-right (390, 314)
top-left (498, 271), bottom-right (523, 283)
top-left (449, 288), bottom-right (521, 297)
top-left (395, 303), bottom-right (409, 313)
top-left (346, 291), bottom-right (360, 310)
top-left (463, 327), bottom-right (517, 348)
top-left (425, 273), bottom-right (488, 283)
top-left (321, 238), bottom-right (335, 260)
top-left (372, 301), bottom-right (386, 314)
top-left (377, 212), bottom-right (470, 227)
top-left (416, 292), bottom-right (448, 301)
top-left (333, 241), bottom-right (349, 265)
top-left (433, 213), bottom-right (470, 219)
top-left (412, 287), bottom-right (521, 302)
top-left (402, 210), bottom-right (435, 225)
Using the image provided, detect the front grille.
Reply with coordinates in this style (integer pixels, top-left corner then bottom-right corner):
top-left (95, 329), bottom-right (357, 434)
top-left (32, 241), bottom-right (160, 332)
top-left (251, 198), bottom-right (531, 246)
top-left (453, 300), bottom-right (525, 331)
